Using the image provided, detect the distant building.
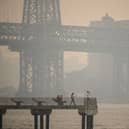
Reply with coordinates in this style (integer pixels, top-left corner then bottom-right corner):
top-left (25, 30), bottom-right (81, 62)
top-left (87, 14), bottom-right (129, 99)
top-left (90, 13), bottom-right (129, 28)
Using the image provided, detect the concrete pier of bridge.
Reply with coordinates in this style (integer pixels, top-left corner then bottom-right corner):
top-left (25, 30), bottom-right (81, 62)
top-left (0, 97), bottom-right (98, 129)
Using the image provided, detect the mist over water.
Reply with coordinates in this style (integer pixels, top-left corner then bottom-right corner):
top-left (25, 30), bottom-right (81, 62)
top-left (3, 104), bottom-right (129, 129)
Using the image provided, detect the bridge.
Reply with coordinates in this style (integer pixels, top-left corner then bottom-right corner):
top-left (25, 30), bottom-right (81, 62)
top-left (0, 0), bottom-right (129, 97)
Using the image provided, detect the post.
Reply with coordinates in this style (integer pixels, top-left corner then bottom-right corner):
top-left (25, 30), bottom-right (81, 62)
top-left (40, 115), bottom-right (44, 129)
top-left (0, 109), bottom-right (6, 129)
top-left (34, 114), bottom-right (38, 129)
top-left (81, 113), bottom-right (86, 129)
top-left (46, 114), bottom-right (50, 129)
top-left (0, 113), bottom-right (3, 129)
top-left (87, 115), bottom-right (93, 129)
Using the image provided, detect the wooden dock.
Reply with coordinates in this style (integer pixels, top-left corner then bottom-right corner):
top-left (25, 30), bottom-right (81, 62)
top-left (0, 97), bottom-right (98, 129)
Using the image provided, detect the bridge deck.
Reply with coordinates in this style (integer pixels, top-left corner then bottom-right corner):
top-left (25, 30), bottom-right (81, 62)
top-left (0, 23), bottom-right (129, 53)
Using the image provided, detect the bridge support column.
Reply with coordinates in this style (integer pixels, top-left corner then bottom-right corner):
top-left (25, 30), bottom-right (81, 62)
top-left (18, 51), bottom-right (33, 96)
top-left (113, 54), bottom-right (127, 98)
top-left (31, 109), bottom-right (52, 129)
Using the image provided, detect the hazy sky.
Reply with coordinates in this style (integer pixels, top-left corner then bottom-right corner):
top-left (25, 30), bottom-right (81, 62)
top-left (61, 0), bottom-right (129, 26)
top-left (0, 0), bottom-right (129, 24)
top-left (0, 0), bottom-right (129, 72)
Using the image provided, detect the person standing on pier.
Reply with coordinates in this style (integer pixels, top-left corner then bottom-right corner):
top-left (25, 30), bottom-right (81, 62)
top-left (70, 92), bottom-right (76, 105)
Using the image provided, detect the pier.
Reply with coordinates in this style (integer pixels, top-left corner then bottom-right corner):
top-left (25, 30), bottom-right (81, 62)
top-left (0, 97), bottom-right (97, 129)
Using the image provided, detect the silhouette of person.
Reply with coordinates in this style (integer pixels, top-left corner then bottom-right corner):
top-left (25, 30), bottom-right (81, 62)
top-left (70, 92), bottom-right (76, 105)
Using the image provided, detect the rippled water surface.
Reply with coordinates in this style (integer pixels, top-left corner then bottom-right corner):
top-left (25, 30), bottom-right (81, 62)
top-left (3, 104), bottom-right (129, 129)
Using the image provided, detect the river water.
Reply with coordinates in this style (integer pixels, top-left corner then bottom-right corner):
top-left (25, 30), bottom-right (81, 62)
top-left (3, 104), bottom-right (129, 129)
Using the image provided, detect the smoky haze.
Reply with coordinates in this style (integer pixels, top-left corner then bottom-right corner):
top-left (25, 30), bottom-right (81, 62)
top-left (0, 0), bottom-right (129, 103)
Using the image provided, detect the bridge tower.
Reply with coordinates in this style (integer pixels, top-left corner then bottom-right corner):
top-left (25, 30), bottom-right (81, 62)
top-left (18, 0), bottom-right (64, 96)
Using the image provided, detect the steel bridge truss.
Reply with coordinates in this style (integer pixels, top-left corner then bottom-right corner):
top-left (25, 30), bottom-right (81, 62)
top-left (0, 0), bottom-right (129, 97)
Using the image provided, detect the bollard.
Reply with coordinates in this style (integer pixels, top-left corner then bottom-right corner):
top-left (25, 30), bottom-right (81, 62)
top-left (87, 115), bottom-right (93, 129)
